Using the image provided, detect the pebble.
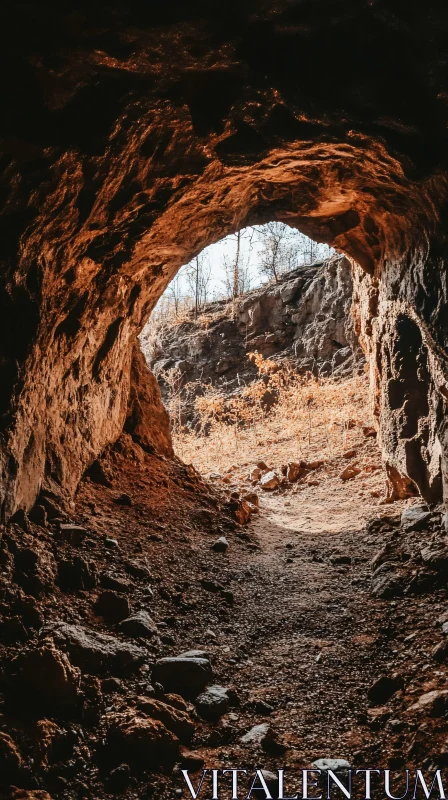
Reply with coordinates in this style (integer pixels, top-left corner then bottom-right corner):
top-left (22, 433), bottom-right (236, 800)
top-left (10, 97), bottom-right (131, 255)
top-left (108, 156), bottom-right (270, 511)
top-left (211, 536), bottom-right (229, 553)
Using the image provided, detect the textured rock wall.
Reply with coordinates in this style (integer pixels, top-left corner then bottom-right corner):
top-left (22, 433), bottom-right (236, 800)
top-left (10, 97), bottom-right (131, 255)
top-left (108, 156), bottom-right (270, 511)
top-left (1, 3), bottom-right (448, 514)
top-left (145, 256), bottom-right (364, 412)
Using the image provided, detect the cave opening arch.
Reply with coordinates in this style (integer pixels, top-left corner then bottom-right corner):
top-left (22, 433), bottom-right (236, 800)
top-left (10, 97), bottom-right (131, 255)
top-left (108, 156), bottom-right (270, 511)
top-left (1, 139), bottom-right (446, 519)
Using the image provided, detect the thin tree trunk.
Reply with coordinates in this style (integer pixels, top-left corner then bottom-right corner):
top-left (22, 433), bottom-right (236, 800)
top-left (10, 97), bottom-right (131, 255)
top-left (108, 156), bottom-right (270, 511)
top-left (233, 230), bottom-right (241, 299)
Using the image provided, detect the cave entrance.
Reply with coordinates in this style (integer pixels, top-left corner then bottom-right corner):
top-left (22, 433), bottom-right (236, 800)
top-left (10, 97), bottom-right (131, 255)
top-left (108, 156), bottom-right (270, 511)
top-left (140, 224), bottom-right (385, 534)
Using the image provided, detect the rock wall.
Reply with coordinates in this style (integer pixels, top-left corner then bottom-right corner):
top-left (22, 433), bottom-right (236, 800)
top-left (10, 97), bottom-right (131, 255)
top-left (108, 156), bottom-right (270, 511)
top-left (0, 3), bottom-right (448, 514)
top-left (144, 256), bottom-right (364, 411)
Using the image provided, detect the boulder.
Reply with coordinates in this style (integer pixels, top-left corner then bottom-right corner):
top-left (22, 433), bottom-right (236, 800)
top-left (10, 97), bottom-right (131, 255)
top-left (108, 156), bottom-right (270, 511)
top-left (153, 657), bottom-right (213, 698)
top-left (46, 622), bottom-right (146, 675)
top-left (119, 611), bottom-right (158, 639)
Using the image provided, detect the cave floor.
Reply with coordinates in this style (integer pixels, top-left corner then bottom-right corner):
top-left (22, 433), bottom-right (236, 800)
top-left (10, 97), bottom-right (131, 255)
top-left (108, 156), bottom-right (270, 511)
top-left (2, 435), bottom-right (448, 798)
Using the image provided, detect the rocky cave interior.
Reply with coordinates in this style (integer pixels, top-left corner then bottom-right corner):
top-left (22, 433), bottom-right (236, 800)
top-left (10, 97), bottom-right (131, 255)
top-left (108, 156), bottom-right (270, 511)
top-left (1, 2), bottom-right (448, 799)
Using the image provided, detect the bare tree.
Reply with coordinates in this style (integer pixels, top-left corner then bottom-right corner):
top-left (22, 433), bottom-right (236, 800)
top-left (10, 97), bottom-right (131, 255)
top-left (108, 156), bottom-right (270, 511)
top-left (185, 253), bottom-right (212, 316)
top-left (256, 222), bottom-right (297, 282)
top-left (256, 222), bottom-right (335, 279)
top-left (220, 227), bottom-right (256, 300)
top-left (166, 269), bottom-right (185, 316)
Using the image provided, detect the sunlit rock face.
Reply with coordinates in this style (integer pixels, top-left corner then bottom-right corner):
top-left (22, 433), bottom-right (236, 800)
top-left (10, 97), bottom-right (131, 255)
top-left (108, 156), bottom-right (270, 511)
top-left (0, 2), bottom-right (448, 515)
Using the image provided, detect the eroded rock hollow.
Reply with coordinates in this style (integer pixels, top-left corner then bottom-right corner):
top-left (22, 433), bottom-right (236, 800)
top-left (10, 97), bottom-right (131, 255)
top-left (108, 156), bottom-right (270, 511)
top-left (1, 2), bottom-right (448, 516)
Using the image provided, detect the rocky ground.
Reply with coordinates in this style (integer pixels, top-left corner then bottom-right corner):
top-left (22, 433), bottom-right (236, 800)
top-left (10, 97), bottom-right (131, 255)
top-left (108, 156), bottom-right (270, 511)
top-left (1, 428), bottom-right (448, 799)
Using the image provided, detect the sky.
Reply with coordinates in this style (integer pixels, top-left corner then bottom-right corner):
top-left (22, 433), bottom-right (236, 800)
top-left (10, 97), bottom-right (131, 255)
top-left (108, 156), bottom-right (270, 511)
top-left (158, 223), bottom-right (335, 309)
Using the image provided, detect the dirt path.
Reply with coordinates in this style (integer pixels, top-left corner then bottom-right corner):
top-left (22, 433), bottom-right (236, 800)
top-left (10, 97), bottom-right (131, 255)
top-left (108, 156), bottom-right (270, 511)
top-left (196, 490), bottom-right (395, 771)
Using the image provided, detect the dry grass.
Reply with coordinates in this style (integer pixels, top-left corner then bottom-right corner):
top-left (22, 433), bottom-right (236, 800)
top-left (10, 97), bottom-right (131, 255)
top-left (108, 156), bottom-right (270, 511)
top-left (171, 354), bottom-right (375, 477)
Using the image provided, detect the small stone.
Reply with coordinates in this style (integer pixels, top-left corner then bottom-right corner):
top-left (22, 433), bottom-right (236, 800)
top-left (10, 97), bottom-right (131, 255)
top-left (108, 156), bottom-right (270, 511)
top-left (241, 723), bottom-right (286, 755)
top-left (240, 723), bottom-right (270, 745)
top-left (178, 649), bottom-right (210, 660)
top-left (57, 524), bottom-right (87, 545)
top-left (119, 611), bottom-right (158, 638)
top-left (102, 677), bottom-right (123, 694)
top-left (432, 640), bottom-right (448, 663)
top-left (312, 758), bottom-right (351, 772)
top-left (408, 689), bottom-right (448, 716)
top-left (211, 536), bottom-right (229, 553)
top-left (179, 748), bottom-right (205, 772)
top-left (401, 505), bottom-right (432, 532)
top-left (249, 466), bottom-right (262, 482)
top-left (95, 591), bottom-right (130, 623)
top-left (260, 471), bottom-right (280, 490)
top-left (254, 700), bottom-right (274, 715)
top-left (242, 492), bottom-right (259, 506)
top-left (286, 462), bottom-right (302, 482)
top-left (330, 554), bottom-right (352, 565)
top-left (105, 538), bottom-right (119, 549)
top-left (195, 685), bottom-right (230, 721)
top-left (371, 565), bottom-right (404, 599)
top-left (339, 465), bottom-right (361, 481)
top-left (343, 449), bottom-right (358, 459)
top-left (259, 771), bottom-right (279, 798)
top-left (100, 572), bottom-right (130, 593)
top-left (125, 561), bottom-right (152, 580)
top-left (368, 675), bottom-right (404, 706)
top-left (153, 656), bottom-right (213, 698)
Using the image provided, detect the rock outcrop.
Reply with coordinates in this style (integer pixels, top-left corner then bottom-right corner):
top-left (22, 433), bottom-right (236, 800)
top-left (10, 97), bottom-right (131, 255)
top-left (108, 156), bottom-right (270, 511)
top-left (0, 4), bottom-right (448, 512)
top-left (144, 256), bottom-right (364, 408)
